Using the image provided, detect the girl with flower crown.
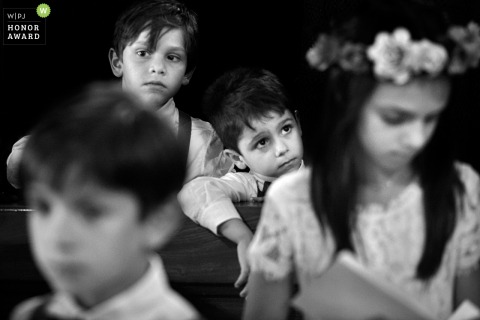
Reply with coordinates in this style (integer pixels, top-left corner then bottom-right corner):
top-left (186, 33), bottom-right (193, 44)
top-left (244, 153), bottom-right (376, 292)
top-left (242, 0), bottom-right (480, 319)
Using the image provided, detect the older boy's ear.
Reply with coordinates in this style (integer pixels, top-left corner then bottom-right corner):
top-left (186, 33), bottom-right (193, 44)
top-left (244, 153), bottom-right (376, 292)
top-left (108, 48), bottom-right (123, 78)
top-left (223, 149), bottom-right (248, 170)
top-left (142, 194), bottom-right (183, 250)
top-left (182, 68), bottom-right (195, 86)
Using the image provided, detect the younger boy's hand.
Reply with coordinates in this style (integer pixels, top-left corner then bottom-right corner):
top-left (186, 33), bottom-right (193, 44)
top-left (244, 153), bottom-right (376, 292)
top-left (250, 196), bottom-right (265, 202)
top-left (235, 237), bottom-right (252, 297)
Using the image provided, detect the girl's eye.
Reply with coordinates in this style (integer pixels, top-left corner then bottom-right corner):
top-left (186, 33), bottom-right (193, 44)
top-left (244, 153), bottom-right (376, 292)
top-left (382, 114), bottom-right (407, 125)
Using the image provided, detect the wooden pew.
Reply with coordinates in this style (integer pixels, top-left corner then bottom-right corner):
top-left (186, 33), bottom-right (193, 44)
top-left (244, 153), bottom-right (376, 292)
top-left (0, 203), bottom-right (262, 320)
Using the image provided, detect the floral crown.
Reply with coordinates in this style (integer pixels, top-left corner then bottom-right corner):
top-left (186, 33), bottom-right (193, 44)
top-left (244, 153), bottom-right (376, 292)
top-left (306, 22), bottom-right (480, 84)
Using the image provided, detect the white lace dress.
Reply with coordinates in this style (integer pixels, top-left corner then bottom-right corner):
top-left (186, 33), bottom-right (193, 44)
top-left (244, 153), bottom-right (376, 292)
top-left (247, 163), bottom-right (480, 320)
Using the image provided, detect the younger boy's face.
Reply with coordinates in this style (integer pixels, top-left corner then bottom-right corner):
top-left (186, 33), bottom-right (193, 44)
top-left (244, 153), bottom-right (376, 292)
top-left (236, 110), bottom-right (303, 178)
top-left (111, 27), bottom-right (190, 110)
top-left (25, 179), bottom-right (154, 308)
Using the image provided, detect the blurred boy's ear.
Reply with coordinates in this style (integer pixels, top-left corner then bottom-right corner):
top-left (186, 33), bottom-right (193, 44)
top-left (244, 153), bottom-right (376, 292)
top-left (142, 194), bottom-right (183, 250)
top-left (182, 67), bottom-right (195, 86)
top-left (109, 48), bottom-right (123, 78)
top-left (223, 149), bottom-right (248, 170)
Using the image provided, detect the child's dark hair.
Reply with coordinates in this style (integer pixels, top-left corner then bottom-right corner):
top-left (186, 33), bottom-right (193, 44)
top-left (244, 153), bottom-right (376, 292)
top-left (309, 0), bottom-right (465, 280)
top-left (112, 0), bottom-right (198, 74)
top-left (203, 67), bottom-right (292, 154)
top-left (19, 81), bottom-right (186, 219)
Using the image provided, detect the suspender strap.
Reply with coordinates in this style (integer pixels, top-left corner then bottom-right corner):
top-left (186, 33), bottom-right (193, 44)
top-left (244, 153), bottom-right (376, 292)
top-left (178, 110), bottom-right (192, 168)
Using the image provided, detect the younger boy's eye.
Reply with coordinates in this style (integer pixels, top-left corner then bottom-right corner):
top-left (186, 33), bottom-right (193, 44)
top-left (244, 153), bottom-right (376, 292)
top-left (136, 50), bottom-right (149, 57)
top-left (256, 138), bottom-right (268, 149)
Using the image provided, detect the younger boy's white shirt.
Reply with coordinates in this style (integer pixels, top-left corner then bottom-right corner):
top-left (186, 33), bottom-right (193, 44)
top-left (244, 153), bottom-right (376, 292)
top-left (178, 161), bottom-right (305, 235)
top-left (158, 98), bottom-right (233, 183)
top-left (10, 255), bottom-right (200, 320)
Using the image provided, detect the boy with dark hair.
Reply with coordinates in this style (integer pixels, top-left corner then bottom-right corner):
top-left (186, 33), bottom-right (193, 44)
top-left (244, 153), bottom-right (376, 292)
top-left (179, 67), bottom-right (304, 296)
top-left (6, 0), bottom-right (232, 188)
top-left (10, 82), bottom-right (200, 320)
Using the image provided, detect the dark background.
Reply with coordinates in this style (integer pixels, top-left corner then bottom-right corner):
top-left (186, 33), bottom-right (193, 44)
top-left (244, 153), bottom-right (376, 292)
top-left (2, 0), bottom-right (480, 192)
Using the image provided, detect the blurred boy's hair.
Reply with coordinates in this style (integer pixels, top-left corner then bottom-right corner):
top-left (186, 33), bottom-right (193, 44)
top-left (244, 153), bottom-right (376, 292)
top-left (20, 81), bottom-right (186, 218)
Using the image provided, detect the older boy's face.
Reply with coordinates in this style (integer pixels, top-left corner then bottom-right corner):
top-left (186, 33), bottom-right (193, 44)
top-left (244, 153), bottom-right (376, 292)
top-left (25, 180), bottom-right (154, 308)
top-left (236, 110), bottom-right (303, 178)
top-left (117, 28), bottom-right (189, 110)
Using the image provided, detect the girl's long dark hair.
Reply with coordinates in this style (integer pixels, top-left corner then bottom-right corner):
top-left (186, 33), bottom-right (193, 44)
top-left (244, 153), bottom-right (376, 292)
top-left (309, 0), bottom-right (465, 280)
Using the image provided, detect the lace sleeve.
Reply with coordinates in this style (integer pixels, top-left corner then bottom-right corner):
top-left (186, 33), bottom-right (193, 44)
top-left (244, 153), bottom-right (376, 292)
top-left (247, 195), bottom-right (293, 281)
top-left (456, 163), bottom-right (480, 274)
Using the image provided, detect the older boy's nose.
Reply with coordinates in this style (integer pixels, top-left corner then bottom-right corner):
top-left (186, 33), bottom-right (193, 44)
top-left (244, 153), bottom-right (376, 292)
top-left (149, 57), bottom-right (166, 75)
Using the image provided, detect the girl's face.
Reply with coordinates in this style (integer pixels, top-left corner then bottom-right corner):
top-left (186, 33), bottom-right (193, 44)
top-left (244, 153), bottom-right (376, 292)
top-left (357, 77), bottom-right (450, 175)
top-left (25, 179), bottom-right (154, 308)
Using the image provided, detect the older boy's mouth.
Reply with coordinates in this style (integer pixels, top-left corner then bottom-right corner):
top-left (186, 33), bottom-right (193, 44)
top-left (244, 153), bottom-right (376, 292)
top-left (144, 81), bottom-right (167, 89)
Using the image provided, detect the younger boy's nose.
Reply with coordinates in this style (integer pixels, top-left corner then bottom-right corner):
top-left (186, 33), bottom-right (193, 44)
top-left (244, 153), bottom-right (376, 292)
top-left (275, 140), bottom-right (288, 157)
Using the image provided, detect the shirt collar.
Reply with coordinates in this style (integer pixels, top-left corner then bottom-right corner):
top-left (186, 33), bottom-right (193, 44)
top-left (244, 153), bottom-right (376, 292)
top-left (46, 255), bottom-right (180, 320)
top-left (252, 160), bottom-right (305, 186)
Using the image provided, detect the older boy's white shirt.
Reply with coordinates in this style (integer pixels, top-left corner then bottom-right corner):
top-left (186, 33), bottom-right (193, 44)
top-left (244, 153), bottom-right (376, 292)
top-left (5, 98), bottom-right (233, 188)
top-left (178, 161), bottom-right (305, 235)
top-left (158, 98), bottom-right (233, 183)
top-left (11, 255), bottom-right (199, 320)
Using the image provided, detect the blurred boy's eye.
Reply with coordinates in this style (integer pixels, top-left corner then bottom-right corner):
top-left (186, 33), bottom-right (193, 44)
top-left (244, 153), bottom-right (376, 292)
top-left (32, 198), bottom-right (51, 216)
top-left (77, 203), bottom-right (104, 221)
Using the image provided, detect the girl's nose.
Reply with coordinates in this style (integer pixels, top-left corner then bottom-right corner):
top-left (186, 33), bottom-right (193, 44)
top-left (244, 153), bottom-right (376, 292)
top-left (403, 121), bottom-right (430, 151)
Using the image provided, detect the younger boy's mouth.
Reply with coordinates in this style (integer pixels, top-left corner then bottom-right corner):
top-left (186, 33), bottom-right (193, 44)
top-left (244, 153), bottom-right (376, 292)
top-left (279, 158), bottom-right (298, 170)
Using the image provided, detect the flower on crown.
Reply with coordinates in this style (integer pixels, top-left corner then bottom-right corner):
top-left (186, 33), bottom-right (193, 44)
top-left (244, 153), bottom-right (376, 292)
top-left (306, 22), bottom-right (480, 85)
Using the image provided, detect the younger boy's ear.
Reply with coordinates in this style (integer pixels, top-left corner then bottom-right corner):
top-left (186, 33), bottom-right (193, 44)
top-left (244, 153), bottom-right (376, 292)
top-left (223, 149), bottom-right (248, 170)
top-left (182, 67), bottom-right (195, 86)
top-left (108, 48), bottom-right (123, 78)
top-left (294, 109), bottom-right (302, 136)
top-left (142, 194), bottom-right (183, 250)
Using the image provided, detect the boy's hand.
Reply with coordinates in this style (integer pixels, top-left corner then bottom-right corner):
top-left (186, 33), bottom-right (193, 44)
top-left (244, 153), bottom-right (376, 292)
top-left (235, 237), bottom-right (252, 297)
top-left (218, 218), bottom-right (254, 298)
top-left (250, 196), bottom-right (265, 202)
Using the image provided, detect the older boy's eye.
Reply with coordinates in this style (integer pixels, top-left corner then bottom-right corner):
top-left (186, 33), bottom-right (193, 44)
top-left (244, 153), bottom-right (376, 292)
top-left (282, 124), bottom-right (292, 134)
top-left (167, 54), bottom-right (181, 62)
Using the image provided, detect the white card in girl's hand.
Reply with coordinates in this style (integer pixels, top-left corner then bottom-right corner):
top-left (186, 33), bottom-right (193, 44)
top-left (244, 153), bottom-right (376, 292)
top-left (292, 250), bottom-right (434, 320)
